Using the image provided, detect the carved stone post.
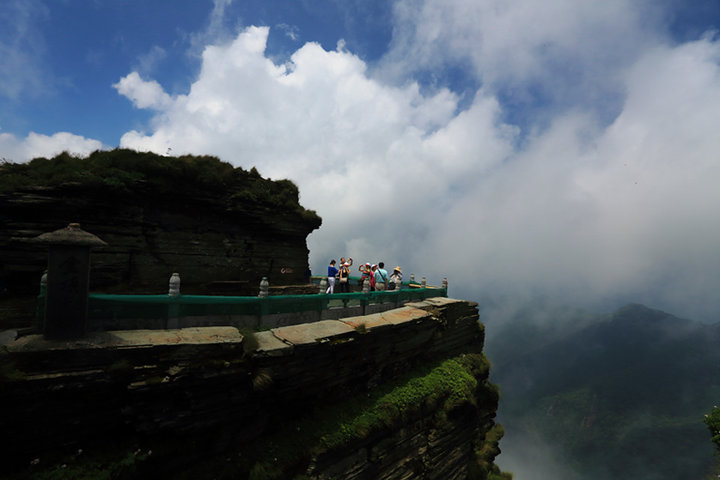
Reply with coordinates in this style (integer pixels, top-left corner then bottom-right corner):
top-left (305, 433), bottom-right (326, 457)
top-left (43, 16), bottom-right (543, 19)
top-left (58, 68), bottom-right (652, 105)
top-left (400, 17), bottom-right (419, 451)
top-left (36, 271), bottom-right (48, 330)
top-left (442, 277), bottom-right (448, 294)
top-left (33, 223), bottom-right (106, 339)
top-left (362, 277), bottom-right (370, 294)
top-left (168, 272), bottom-right (181, 297)
top-left (421, 276), bottom-right (427, 288)
top-left (258, 277), bottom-right (269, 298)
top-left (319, 277), bottom-right (328, 294)
top-left (410, 274), bottom-right (415, 282)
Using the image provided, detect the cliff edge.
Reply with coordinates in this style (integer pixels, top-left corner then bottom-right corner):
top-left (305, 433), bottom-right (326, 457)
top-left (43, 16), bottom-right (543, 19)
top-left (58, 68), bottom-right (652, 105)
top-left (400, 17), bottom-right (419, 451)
top-left (0, 150), bottom-right (321, 300)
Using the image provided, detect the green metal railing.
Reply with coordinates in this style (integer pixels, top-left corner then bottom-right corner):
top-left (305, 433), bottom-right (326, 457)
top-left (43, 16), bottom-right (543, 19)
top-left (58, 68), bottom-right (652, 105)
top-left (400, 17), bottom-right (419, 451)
top-left (85, 282), bottom-right (446, 321)
top-left (35, 274), bottom-right (446, 330)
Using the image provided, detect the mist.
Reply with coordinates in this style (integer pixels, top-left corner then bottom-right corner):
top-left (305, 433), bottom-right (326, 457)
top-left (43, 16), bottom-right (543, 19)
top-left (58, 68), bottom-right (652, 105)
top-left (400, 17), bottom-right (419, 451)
top-left (3, 1), bottom-right (720, 324)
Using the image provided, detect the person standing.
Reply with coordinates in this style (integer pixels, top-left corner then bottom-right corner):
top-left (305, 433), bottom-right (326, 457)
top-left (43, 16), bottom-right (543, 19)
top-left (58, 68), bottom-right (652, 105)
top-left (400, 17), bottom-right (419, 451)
top-left (374, 262), bottom-right (389, 291)
top-left (388, 266), bottom-right (403, 290)
top-left (338, 262), bottom-right (351, 293)
top-left (359, 263), bottom-right (372, 288)
top-left (326, 260), bottom-right (339, 294)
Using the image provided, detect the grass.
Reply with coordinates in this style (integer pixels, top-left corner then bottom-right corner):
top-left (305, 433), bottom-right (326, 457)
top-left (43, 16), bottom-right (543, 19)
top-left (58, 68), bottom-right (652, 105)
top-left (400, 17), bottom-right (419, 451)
top-left (0, 149), bottom-right (321, 225)
top-left (233, 354), bottom-right (495, 479)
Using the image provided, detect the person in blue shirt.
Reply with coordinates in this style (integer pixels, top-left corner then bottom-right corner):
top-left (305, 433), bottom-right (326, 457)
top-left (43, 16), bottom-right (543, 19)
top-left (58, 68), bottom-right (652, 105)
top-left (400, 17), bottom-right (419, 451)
top-left (374, 262), bottom-right (389, 291)
top-left (326, 260), bottom-right (339, 294)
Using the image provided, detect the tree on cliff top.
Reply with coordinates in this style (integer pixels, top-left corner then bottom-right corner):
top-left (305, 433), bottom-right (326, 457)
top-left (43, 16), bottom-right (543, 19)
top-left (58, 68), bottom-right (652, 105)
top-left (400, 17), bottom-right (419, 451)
top-left (0, 149), bottom-right (321, 225)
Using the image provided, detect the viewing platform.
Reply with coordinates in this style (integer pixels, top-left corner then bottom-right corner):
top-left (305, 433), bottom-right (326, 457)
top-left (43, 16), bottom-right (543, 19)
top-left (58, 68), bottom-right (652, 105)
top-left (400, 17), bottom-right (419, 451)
top-left (32, 274), bottom-right (448, 334)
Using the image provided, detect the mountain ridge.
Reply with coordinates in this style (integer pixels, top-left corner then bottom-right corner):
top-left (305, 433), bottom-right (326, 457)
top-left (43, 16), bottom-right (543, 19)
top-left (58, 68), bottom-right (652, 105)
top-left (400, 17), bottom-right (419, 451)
top-left (485, 301), bottom-right (719, 480)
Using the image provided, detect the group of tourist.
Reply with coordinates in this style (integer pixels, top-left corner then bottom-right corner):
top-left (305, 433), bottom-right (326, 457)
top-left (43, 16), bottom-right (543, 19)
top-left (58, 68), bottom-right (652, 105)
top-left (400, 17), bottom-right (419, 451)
top-left (326, 257), bottom-right (403, 294)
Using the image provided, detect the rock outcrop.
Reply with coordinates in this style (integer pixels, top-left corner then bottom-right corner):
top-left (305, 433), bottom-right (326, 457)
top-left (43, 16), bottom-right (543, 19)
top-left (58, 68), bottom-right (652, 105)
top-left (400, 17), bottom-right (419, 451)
top-left (0, 150), bottom-right (321, 298)
top-left (1, 298), bottom-right (509, 479)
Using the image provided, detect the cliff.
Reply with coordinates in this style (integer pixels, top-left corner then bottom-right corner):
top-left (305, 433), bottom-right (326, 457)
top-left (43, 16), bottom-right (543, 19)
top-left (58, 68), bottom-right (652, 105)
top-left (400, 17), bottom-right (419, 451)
top-left (1, 298), bottom-right (509, 479)
top-left (0, 150), bottom-right (321, 299)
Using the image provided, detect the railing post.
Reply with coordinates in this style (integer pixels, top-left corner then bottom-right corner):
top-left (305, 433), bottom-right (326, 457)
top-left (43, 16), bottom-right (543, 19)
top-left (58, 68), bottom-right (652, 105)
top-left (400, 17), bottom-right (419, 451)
top-left (167, 272), bottom-right (181, 329)
top-left (169, 272), bottom-right (181, 297)
top-left (442, 277), bottom-right (448, 295)
top-left (36, 271), bottom-right (47, 331)
top-left (421, 276), bottom-right (427, 288)
top-left (361, 277), bottom-right (370, 315)
top-left (258, 277), bottom-right (269, 298)
top-left (319, 277), bottom-right (328, 294)
top-left (410, 274), bottom-right (415, 282)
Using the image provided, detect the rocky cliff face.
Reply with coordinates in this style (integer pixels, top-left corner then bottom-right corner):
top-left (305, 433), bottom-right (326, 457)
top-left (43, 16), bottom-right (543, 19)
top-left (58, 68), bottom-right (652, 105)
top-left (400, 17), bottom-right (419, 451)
top-left (0, 158), bottom-right (321, 298)
top-left (1, 298), bottom-right (509, 479)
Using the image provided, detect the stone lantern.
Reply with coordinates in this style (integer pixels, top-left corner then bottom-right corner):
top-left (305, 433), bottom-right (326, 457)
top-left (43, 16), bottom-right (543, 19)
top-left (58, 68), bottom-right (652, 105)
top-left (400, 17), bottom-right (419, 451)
top-left (33, 223), bottom-right (107, 339)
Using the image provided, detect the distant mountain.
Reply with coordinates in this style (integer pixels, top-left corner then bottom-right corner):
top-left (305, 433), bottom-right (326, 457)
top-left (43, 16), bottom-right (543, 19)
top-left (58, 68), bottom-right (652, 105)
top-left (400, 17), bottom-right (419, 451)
top-left (484, 302), bottom-right (720, 480)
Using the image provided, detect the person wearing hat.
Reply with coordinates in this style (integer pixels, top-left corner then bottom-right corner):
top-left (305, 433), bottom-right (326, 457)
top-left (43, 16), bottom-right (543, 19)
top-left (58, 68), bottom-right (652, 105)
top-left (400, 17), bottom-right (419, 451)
top-left (338, 261), bottom-right (351, 293)
top-left (370, 264), bottom-right (377, 291)
top-left (359, 262), bottom-right (372, 288)
top-left (389, 266), bottom-right (403, 290)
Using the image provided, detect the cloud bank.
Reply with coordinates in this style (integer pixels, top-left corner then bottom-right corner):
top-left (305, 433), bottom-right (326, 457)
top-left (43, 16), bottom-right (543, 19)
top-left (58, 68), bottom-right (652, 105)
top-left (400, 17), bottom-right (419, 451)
top-left (7, 1), bottom-right (720, 324)
top-left (0, 131), bottom-right (103, 162)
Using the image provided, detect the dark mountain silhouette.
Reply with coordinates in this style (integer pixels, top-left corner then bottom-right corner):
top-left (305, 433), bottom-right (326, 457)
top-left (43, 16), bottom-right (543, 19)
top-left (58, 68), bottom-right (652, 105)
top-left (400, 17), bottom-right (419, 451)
top-left (484, 302), bottom-right (720, 480)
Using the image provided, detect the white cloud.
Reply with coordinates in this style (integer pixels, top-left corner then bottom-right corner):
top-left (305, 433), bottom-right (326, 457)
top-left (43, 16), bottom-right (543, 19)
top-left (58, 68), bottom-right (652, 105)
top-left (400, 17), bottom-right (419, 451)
top-left (113, 72), bottom-right (173, 110)
top-left (111, 5), bottom-right (720, 322)
top-left (136, 45), bottom-right (167, 76)
top-left (0, 131), bottom-right (103, 162)
top-left (0, 0), bottom-right (49, 99)
top-left (116, 26), bottom-right (513, 273)
top-left (379, 0), bottom-right (661, 118)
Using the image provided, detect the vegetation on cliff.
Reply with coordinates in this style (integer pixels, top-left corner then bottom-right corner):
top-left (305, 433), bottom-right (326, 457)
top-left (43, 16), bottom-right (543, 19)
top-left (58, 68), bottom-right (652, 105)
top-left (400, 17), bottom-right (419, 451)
top-left (704, 406), bottom-right (720, 475)
top-left (234, 353), bottom-right (508, 480)
top-left (14, 354), bottom-right (509, 480)
top-left (0, 149), bottom-right (320, 225)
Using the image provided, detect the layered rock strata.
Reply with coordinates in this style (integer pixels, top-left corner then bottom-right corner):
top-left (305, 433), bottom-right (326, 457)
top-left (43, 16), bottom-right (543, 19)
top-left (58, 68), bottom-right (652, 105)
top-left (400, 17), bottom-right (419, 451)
top-left (0, 183), bottom-right (320, 296)
top-left (1, 297), bottom-right (506, 479)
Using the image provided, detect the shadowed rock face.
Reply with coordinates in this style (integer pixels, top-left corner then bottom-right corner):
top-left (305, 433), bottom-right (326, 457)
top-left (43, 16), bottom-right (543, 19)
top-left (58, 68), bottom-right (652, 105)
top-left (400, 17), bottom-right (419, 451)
top-left (1, 299), bottom-right (505, 479)
top-left (0, 183), bottom-right (320, 296)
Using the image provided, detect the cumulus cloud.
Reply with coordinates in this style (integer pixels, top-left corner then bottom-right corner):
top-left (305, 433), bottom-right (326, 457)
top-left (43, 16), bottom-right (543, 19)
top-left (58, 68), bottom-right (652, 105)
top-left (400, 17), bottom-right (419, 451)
top-left (0, 131), bottom-right (104, 162)
top-left (112, 4), bottom-right (720, 322)
top-left (113, 72), bottom-right (173, 110)
top-left (379, 0), bottom-right (662, 122)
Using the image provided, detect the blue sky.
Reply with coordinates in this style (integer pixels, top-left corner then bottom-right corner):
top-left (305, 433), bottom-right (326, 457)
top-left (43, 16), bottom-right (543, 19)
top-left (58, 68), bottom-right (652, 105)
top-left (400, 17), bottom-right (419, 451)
top-left (3, 0), bottom-right (720, 329)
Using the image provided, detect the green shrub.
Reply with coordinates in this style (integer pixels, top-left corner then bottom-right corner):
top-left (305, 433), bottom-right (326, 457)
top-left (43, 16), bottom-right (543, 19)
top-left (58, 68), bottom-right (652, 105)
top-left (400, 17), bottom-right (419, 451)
top-left (0, 149), bottom-right (321, 226)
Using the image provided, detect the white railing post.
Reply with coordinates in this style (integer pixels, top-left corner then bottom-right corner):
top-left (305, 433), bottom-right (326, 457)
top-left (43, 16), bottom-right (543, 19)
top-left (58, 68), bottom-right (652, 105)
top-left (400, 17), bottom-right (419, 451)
top-left (168, 273), bottom-right (181, 297)
top-left (258, 277), bottom-right (269, 297)
top-left (362, 277), bottom-right (370, 294)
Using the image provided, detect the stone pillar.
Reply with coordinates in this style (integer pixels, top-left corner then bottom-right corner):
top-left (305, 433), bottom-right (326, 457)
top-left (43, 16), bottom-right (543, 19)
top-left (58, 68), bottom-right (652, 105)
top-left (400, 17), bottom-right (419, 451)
top-left (362, 277), bottom-right (370, 294)
top-left (442, 277), bottom-right (448, 294)
top-left (319, 277), bottom-right (328, 294)
top-left (33, 223), bottom-right (106, 339)
top-left (259, 277), bottom-right (269, 298)
top-left (410, 274), bottom-right (415, 282)
top-left (421, 276), bottom-right (427, 288)
top-left (36, 271), bottom-right (48, 330)
top-left (168, 273), bottom-right (181, 297)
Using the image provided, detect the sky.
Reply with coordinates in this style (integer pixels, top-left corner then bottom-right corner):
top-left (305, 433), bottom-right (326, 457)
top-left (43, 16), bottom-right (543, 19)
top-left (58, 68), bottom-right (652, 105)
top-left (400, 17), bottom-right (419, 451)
top-left (2, 0), bottom-right (720, 324)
